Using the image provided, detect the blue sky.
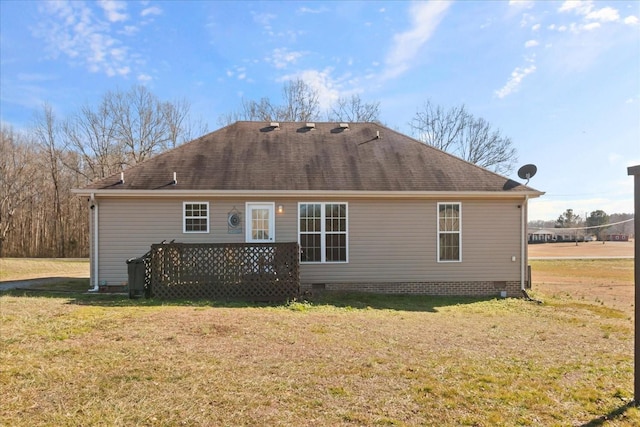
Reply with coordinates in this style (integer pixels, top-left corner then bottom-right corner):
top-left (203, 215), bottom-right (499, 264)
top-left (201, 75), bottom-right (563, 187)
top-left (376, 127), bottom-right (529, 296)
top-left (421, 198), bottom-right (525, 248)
top-left (1, 0), bottom-right (638, 221)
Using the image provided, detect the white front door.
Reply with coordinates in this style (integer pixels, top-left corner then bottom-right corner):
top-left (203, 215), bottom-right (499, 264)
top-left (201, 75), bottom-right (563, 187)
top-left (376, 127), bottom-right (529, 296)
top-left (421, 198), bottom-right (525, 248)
top-left (246, 203), bottom-right (275, 243)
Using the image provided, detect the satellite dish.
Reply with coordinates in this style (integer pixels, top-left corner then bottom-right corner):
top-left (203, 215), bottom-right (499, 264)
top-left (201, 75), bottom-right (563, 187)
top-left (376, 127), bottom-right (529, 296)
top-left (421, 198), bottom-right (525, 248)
top-left (517, 164), bottom-right (537, 184)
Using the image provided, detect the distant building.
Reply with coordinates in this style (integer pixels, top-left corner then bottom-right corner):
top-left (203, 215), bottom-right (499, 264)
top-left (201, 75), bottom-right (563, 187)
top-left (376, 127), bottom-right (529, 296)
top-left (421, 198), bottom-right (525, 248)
top-left (528, 228), bottom-right (594, 243)
top-left (605, 234), bottom-right (629, 241)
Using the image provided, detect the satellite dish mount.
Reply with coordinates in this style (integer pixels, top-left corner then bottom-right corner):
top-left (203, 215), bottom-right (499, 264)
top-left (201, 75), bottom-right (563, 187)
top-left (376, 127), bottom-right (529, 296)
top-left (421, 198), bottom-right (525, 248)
top-left (517, 164), bottom-right (537, 185)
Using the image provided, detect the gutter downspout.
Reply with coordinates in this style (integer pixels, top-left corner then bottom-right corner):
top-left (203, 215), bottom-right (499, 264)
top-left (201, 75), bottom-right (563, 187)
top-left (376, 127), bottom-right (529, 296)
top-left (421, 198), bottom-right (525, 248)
top-left (89, 193), bottom-right (99, 292)
top-left (521, 195), bottom-right (528, 292)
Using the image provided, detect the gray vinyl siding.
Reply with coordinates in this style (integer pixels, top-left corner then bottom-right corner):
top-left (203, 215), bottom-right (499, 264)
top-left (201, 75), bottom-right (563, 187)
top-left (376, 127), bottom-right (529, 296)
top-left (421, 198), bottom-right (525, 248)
top-left (300, 198), bottom-right (523, 284)
top-left (95, 197), bottom-right (299, 286)
top-left (94, 196), bottom-right (525, 288)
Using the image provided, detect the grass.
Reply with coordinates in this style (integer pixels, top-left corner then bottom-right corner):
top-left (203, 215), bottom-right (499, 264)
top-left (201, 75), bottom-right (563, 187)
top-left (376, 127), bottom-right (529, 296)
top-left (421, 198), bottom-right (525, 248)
top-left (530, 259), bottom-right (635, 315)
top-left (0, 258), bottom-right (89, 282)
top-left (0, 259), bottom-right (638, 426)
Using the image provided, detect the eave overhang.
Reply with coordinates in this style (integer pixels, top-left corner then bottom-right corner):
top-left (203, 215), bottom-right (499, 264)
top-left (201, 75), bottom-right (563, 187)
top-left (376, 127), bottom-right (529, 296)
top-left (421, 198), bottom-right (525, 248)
top-left (72, 188), bottom-right (545, 199)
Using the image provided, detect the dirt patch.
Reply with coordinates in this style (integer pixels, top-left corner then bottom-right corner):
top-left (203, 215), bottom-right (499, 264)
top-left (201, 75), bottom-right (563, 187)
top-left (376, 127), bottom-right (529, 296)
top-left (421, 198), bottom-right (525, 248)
top-left (528, 241), bottom-right (634, 258)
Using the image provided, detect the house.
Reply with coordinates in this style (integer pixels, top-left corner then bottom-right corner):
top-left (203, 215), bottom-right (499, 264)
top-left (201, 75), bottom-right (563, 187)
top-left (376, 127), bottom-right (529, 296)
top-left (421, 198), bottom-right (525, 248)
top-left (528, 229), bottom-right (556, 243)
top-left (73, 121), bottom-right (544, 297)
top-left (528, 228), bottom-right (595, 243)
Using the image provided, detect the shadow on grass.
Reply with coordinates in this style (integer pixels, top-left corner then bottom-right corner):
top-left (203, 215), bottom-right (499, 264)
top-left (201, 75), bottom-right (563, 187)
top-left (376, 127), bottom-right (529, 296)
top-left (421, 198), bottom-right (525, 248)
top-left (304, 291), bottom-right (495, 312)
top-left (579, 400), bottom-right (639, 426)
top-left (1, 286), bottom-right (498, 312)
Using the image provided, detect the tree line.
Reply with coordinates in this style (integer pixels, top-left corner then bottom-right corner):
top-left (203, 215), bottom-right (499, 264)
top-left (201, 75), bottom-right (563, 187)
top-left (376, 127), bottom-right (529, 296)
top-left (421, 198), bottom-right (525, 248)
top-left (0, 86), bottom-right (203, 257)
top-left (1, 81), bottom-right (519, 257)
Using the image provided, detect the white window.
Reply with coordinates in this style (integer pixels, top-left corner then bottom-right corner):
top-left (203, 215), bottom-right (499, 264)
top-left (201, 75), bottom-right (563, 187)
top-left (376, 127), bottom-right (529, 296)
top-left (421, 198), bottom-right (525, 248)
top-left (183, 202), bottom-right (209, 233)
top-left (299, 202), bottom-right (348, 263)
top-left (437, 202), bottom-right (461, 262)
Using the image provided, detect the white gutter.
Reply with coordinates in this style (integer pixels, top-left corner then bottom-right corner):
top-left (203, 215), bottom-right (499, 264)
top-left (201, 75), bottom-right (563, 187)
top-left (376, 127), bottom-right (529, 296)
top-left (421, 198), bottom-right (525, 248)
top-left (521, 195), bottom-right (528, 292)
top-left (72, 188), bottom-right (545, 200)
top-left (89, 193), bottom-right (99, 292)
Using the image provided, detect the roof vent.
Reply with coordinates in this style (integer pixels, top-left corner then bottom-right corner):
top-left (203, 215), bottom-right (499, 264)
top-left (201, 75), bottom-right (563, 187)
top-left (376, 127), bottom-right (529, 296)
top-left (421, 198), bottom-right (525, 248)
top-left (270, 122), bottom-right (280, 129)
top-left (339, 123), bottom-right (349, 130)
top-left (305, 122), bottom-right (316, 130)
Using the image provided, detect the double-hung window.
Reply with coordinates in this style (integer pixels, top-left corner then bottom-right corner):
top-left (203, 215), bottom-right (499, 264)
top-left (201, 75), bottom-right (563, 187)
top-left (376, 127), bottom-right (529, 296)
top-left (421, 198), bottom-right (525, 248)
top-left (183, 202), bottom-right (209, 233)
top-left (437, 202), bottom-right (461, 262)
top-left (299, 203), bottom-right (347, 263)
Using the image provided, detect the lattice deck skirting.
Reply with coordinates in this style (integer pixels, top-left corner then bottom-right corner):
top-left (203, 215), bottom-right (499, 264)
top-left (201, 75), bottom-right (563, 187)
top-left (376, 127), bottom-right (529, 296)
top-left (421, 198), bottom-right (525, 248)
top-left (144, 242), bottom-right (300, 301)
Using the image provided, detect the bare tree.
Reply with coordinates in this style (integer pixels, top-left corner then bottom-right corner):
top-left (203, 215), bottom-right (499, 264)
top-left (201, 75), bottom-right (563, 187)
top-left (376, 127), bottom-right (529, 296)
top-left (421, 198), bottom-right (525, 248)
top-left (62, 86), bottom-right (199, 181)
top-left (62, 99), bottom-right (123, 181)
top-left (0, 126), bottom-right (37, 256)
top-left (278, 79), bottom-right (320, 122)
top-left (410, 100), bottom-right (466, 153)
top-left (108, 85), bottom-right (172, 166)
top-left (328, 94), bottom-right (380, 122)
top-left (33, 104), bottom-right (66, 256)
top-left (239, 98), bottom-right (279, 122)
top-left (410, 100), bottom-right (517, 175)
top-left (0, 86), bottom-right (201, 257)
top-left (459, 117), bottom-right (517, 175)
top-left (163, 98), bottom-right (208, 148)
top-left (219, 78), bottom-right (321, 125)
top-left (220, 80), bottom-right (384, 126)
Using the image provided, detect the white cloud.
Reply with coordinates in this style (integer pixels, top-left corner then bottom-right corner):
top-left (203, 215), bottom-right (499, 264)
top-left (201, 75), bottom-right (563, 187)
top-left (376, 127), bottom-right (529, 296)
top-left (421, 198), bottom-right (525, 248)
top-left (558, 1), bottom-right (592, 15)
top-left (141, 6), bottom-right (162, 17)
top-left (33, 1), bottom-right (143, 78)
top-left (98, 0), bottom-right (128, 23)
top-left (383, 1), bottom-right (452, 80)
top-left (585, 7), bottom-right (619, 22)
top-left (495, 62), bottom-right (537, 99)
top-left (268, 48), bottom-right (305, 69)
top-left (225, 66), bottom-right (252, 82)
top-left (558, 1), bottom-right (623, 26)
top-left (121, 25), bottom-right (139, 36)
top-left (582, 22), bottom-right (601, 31)
top-left (114, 66), bottom-right (130, 76)
top-left (252, 12), bottom-right (276, 32)
top-left (280, 69), bottom-right (341, 111)
top-left (508, 0), bottom-right (534, 9)
top-left (531, 23), bottom-right (541, 31)
top-left (137, 73), bottom-right (152, 82)
top-left (624, 15), bottom-right (639, 25)
top-left (298, 6), bottom-right (327, 14)
top-left (525, 39), bottom-right (539, 48)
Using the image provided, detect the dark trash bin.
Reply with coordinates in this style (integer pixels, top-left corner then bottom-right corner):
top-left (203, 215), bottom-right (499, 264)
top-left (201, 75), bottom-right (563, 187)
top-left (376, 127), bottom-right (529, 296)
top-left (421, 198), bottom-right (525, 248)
top-left (126, 257), bottom-right (146, 299)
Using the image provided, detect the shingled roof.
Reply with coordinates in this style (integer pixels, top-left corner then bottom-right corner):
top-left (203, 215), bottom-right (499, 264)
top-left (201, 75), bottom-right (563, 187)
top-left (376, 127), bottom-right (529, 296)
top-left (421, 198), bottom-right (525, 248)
top-left (81, 121), bottom-right (541, 194)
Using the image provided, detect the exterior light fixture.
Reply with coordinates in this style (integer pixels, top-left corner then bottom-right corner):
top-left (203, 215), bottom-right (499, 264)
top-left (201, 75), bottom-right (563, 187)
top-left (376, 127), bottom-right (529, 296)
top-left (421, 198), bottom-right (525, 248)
top-left (277, 205), bottom-right (284, 214)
